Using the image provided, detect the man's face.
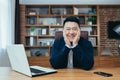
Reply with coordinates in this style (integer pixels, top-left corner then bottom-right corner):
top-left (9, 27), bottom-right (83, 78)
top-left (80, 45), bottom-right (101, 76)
top-left (63, 21), bottom-right (80, 42)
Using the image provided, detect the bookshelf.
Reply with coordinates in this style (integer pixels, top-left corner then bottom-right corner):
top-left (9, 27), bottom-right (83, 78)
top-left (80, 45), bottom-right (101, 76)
top-left (20, 5), bottom-right (100, 67)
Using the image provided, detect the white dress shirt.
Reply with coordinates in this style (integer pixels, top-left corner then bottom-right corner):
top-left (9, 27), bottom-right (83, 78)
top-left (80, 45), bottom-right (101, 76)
top-left (66, 44), bottom-right (78, 68)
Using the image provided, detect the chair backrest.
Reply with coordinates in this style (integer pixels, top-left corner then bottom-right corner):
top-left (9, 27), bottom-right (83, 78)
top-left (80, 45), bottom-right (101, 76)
top-left (55, 31), bottom-right (88, 40)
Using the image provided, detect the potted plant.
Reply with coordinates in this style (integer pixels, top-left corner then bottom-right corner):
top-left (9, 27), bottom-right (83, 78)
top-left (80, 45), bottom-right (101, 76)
top-left (87, 16), bottom-right (93, 25)
top-left (30, 26), bottom-right (36, 35)
top-left (29, 26), bottom-right (36, 46)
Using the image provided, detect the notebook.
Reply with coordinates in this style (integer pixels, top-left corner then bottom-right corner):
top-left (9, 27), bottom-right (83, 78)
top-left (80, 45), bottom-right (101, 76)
top-left (6, 44), bottom-right (57, 77)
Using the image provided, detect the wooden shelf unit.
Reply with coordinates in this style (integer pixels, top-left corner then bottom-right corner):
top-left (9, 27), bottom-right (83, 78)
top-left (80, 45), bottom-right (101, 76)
top-left (20, 4), bottom-right (120, 67)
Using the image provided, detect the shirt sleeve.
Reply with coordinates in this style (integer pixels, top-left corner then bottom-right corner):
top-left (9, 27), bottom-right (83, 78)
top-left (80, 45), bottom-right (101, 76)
top-left (50, 38), bottom-right (70, 69)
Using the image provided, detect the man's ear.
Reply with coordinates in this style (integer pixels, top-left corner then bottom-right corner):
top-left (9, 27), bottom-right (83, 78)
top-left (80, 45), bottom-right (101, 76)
top-left (62, 28), bottom-right (64, 31)
top-left (62, 28), bottom-right (65, 33)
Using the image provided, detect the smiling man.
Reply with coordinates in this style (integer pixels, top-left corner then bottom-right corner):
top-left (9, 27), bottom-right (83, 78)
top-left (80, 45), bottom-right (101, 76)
top-left (50, 16), bottom-right (94, 70)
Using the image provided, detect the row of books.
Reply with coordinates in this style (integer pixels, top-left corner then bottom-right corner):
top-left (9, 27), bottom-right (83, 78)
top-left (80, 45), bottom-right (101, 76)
top-left (39, 38), bottom-right (55, 46)
top-left (26, 17), bottom-right (37, 24)
top-left (26, 16), bottom-right (96, 25)
top-left (26, 37), bottom-right (55, 47)
top-left (27, 8), bottom-right (71, 15)
top-left (27, 6), bottom-right (96, 15)
top-left (40, 18), bottom-right (61, 25)
top-left (73, 7), bottom-right (96, 15)
top-left (26, 27), bottom-right (62, 36)
top-left (81, 27), bottom-right (97, 36)
top-left (27, 7), bottom-right (49, 15)
top-left (26, 37), bottom-right (37, 46)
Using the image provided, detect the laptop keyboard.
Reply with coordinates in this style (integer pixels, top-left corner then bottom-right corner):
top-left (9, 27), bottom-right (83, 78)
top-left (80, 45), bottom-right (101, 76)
top-left (30, 68), bottom-right (45, 73)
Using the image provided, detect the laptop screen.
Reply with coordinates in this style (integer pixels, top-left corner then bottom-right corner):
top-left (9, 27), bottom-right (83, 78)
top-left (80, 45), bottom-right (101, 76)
top-left (7, 44), bottom-right (57, 77)
top-left (7, 44), bottom-right (32, 77)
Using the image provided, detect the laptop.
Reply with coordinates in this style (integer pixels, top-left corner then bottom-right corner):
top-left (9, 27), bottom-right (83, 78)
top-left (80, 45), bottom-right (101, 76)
top-left (6, 44), bottom-right (57, 77)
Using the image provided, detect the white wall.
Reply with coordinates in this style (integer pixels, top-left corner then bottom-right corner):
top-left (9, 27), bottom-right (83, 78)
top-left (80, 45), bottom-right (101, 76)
top-left (0, 0), bottom-right (15, 67)
top-left (20, 0), bottom-right (120, 4)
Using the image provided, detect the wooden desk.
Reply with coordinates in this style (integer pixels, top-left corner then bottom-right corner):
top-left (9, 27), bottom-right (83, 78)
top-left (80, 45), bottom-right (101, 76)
top-left (0, 67), bottom-right (120, 80)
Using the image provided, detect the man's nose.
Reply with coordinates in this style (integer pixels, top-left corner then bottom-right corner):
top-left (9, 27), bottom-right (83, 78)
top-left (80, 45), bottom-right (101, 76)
top-left (70, 29), bottom-right (74, 33)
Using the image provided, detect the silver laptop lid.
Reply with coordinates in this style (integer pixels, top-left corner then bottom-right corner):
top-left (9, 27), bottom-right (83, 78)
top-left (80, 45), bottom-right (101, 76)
top-left (7, 44), bottom-right (32, 77)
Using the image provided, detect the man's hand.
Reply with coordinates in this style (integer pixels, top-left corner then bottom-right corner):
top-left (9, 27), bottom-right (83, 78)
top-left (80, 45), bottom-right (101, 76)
top-left (63, 31), bottom-right (71, 46)
top-left (73, 30), bottom-right (80, 46)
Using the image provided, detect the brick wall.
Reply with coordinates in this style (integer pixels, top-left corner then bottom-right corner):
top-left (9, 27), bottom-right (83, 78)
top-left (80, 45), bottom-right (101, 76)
top-left (99, 6), bottom-right (120, 55)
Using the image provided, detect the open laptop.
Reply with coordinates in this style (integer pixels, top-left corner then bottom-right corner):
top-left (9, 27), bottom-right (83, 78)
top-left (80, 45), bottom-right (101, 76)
top-left (6, 44), bottom-right (57, 77)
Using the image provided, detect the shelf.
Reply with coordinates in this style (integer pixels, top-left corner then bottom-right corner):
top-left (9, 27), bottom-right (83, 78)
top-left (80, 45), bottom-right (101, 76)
top-left (80, 24), bottom-right (98, 26)
top-left (25, 46), bottom-right (51, 48)
top-left (20, 5), bottom-right (120, 67)
top-left (20, 4), bottom-right (100, 67)
top-left (22, 4), bottom-right (99, 55)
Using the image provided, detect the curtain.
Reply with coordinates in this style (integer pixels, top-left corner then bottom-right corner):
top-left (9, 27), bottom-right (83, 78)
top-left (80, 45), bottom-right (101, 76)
top-left (15, 0), bottom-right (20, 44)
top-left (0, 0), bottom-right (15, 66)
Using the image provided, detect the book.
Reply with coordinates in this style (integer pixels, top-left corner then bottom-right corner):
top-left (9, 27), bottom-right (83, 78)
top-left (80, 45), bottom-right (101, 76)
top-left (73, 7), bottom-right (79, 15)
top-left (37, 28), bottom-right (42, 35)
top-left (79, 16), bottom-right (85, 24)
top-left (50, 28), bottom-right (55, 36)
top-left (42, 28), bottom-right (47, 35)
top-left (88, 37), bottom-right (96, 46)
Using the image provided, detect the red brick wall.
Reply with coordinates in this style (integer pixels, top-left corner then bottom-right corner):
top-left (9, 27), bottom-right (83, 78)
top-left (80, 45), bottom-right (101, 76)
top-left (99, 6), bottom-right (120, 55)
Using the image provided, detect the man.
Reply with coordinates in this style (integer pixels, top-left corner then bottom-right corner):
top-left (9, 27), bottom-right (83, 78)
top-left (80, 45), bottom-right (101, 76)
top-left (50, 16), bottom-right (94, 70)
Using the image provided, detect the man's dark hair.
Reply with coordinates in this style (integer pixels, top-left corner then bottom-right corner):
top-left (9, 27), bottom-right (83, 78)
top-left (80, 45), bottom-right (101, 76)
top-left (63, 16), bottom-right (80, 27)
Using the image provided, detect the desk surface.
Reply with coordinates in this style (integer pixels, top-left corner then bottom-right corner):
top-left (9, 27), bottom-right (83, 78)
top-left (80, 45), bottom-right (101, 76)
top-left (0, 67), bottom-right (120, 80)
